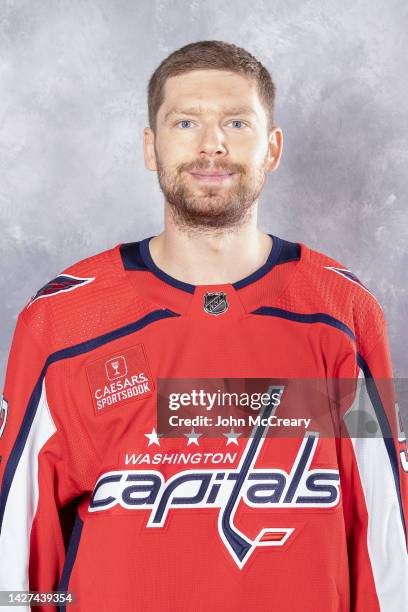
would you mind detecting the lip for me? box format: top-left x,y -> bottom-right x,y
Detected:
189,171 -> 235,182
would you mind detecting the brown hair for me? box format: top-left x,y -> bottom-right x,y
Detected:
147,40 -> 276,133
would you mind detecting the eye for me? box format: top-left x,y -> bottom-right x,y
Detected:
177,119 -> 193,129
229,120 -> 247,129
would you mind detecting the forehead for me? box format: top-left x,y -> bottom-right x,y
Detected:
158,69 -> 264,118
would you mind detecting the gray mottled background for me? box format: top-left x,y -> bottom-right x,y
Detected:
1,0 -> 407,386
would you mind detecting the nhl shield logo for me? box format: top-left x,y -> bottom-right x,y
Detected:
203,291 -> 228,315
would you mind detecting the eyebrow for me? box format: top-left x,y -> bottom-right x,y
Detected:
164,105 -> 257,122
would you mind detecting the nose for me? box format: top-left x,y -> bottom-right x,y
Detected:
198,124 -> 227,157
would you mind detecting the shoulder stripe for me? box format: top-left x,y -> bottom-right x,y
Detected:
47,308 -> 179,364
251,307 -> 356,343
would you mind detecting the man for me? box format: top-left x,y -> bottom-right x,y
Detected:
0,40 -> 407,611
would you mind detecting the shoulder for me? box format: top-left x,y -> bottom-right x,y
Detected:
292,241 -> 386,356
25,244 -> 119,308
18,243 -> 149,354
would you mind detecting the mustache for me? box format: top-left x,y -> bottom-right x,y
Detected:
180,160 -> 244,174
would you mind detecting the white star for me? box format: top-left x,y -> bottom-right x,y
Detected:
184,427 -> 203,446
144,427 -> 163,447
223,427 -> 242,446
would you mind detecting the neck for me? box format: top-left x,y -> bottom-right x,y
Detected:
148,205 -> 273,286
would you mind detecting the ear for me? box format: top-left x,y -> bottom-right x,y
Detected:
144,127 -> 158,171
266,126 -> 283,171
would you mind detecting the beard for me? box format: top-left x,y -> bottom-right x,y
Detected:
155,154 -> 269,231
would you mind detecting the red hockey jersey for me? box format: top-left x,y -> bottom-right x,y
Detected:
0,233 -> 407,611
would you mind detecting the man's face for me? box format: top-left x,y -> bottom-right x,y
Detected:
144,69 -> 282,230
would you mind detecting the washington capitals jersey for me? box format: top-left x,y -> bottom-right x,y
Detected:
0,233 -> 407,611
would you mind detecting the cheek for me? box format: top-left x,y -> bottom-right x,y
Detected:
230,134 -> 268,161
247,147 -> 270,171
156,139 -> 192,170
156,150 -> 184,173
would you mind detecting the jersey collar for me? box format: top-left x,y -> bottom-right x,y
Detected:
121,234 -> 295,294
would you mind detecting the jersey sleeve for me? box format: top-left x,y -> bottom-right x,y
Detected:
337,321 -> 408,611
0,312 -> 72,610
